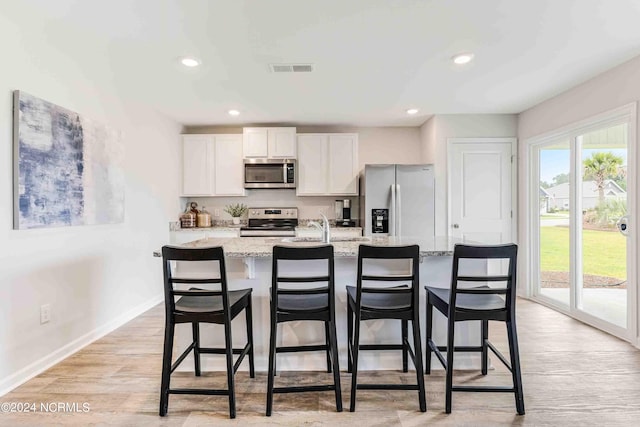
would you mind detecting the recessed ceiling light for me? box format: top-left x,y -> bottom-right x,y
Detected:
180,57 -> 201,67
228,110 -> 240,116
406,108 -> 419,115
452,53 -> 474,65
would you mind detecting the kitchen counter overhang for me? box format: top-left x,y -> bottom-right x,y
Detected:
154,235 -> 459,259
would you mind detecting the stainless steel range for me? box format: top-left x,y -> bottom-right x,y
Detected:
239,207 -> 298,237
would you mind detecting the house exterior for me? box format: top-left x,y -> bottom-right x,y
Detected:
540,187 -> 551,213
545,180 -> 626,211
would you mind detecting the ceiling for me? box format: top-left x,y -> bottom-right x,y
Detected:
6,0 -> 640,126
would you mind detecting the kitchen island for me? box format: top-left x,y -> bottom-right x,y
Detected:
156,236 -> 485,372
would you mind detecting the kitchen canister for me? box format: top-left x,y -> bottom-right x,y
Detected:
179,202 -> 198,228
197,206 -> 212,228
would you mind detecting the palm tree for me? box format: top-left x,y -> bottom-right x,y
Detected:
583,152 -> 624,204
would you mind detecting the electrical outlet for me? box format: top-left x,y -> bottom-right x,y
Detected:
40,304 -> 51,324
214,209 -> 220,217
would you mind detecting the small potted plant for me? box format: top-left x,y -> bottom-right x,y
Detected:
224,203 -> 248,225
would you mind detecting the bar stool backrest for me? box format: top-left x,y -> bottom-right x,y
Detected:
450,243 -> 518,316
355,244 -> 420,310
161,245 -> 231,317
271,245 -> 335,309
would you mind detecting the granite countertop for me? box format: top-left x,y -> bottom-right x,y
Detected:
172,225 -> 362,232
154,236 -> 460,258
173,226 -> 242,232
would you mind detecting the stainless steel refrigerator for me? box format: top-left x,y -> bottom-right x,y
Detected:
360,164 -> 435,238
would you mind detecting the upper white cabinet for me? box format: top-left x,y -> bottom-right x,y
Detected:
183,135 -> 213,196
297,134 -> 329,194
297,133 -> 359,196
328,134 -> 359,194
213,135 -> 245,195
243,127 -> 296,159
182,134 -> 245,197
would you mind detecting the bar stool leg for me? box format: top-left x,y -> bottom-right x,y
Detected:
329,316 -> 343,412
266,319 -> 277,416
347,303 -> 353,373
401,319 -> 408,373
481,320 -> 489,376
507,319 -> 525,415
159,321 -> 175,416
192,322 -> 201,376
223,318 -> 236,419
246,298 -> 255,378
349,312 -> 361,412
425,294 -> 433,375
445,317 -> 455,414
411,317 -> 427,412
325,321 -> 332,373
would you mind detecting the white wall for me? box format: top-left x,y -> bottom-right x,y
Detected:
420,114 -> 518,235
185,126 -> 422,220
0,6 -> 182,393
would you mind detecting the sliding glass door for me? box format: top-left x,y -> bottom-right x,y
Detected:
577,124 -> 628,328
536,139 -> 571,308
530,106 -> 636,341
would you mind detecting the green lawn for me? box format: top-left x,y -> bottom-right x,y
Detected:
540,226 -> 626,279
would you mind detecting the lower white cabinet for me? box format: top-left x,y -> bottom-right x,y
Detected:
297,133 -> 358,196
182,134 -> 244,196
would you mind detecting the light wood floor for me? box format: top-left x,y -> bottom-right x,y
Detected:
2,298 -> 640,426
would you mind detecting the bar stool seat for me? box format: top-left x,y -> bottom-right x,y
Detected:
276,289 -> 329,312
175,288 -> 251,314
427,286 -> 506,312
346,285 -> 411,311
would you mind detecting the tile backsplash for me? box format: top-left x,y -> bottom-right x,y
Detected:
181,189 -> 359,221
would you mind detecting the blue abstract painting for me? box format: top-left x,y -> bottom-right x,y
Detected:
13,91 -> 124,229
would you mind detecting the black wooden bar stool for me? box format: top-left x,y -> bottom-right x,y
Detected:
266,245 -> 342,416
425,243 -> 524,415
159,246 -> 255,419
347,244 -> 426,412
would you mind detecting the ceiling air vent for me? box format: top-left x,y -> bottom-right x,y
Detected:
270,63 -> 314,73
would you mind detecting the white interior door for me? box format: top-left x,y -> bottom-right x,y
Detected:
449,138 -> 515,244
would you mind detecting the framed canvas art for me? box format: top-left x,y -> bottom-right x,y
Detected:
13,91 -> 124,229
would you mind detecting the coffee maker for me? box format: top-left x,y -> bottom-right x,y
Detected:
335,199 -> 356,227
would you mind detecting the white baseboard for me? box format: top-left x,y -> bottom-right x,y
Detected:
0,294 -> 163,396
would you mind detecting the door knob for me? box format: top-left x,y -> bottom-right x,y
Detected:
451,224 -> 459,229
617,215 -> 629,237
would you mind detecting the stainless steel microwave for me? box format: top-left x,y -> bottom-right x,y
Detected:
244,158 -> 296,189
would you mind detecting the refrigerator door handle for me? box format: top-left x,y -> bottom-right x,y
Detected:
396,184 -> 401,237
390,184 -> 396,236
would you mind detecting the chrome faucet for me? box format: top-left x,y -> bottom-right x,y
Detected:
308,213 -> 331,243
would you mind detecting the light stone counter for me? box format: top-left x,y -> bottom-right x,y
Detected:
155,235 -> 458,258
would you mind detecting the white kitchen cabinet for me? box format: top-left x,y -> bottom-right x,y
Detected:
182,134 -> 245,196
214,135 -> 245,195
183,135 -> 213,195
297,134 -> 328,195
243,128 -> 269,157
296,133 -> 358,196
243,127 -> 296,159
328,134 -> 358,194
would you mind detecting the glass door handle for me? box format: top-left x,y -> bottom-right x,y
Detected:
617,215 -> 629,237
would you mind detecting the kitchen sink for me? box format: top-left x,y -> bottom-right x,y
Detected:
281,236 -> 371,243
